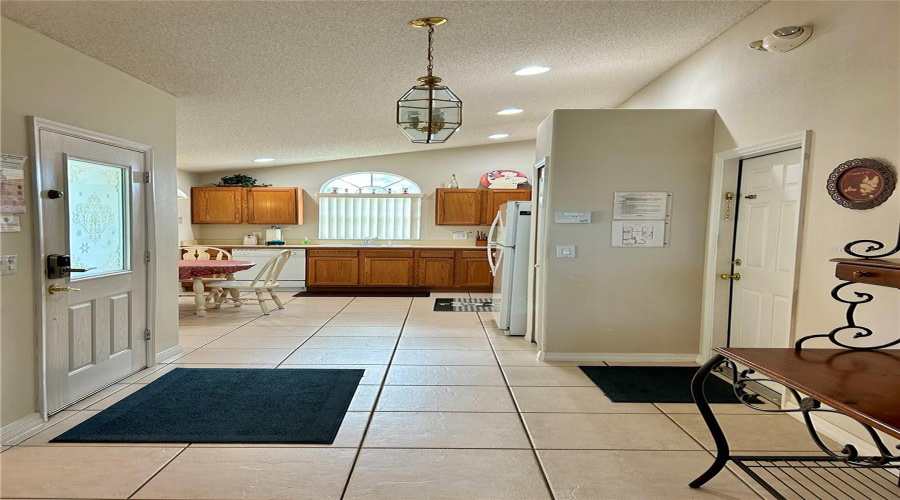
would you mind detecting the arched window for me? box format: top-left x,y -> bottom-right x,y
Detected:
318,172 -> 422,240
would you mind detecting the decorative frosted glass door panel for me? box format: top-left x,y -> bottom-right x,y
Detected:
66,157 -> 131,279
36,124 -> 147,417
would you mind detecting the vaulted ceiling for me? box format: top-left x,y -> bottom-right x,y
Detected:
2,1 -> 765,171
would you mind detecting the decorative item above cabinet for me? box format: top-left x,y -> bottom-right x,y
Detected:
191,186 -> 303,225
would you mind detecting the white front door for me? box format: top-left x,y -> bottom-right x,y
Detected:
36,125 -> 148,414
729,148 -> 803,348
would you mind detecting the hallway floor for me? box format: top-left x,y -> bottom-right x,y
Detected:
2,293 -> 831,499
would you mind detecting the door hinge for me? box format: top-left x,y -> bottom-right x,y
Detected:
143,172 -> 151,183
144,251 -> 151,263
144,328 -> 151,341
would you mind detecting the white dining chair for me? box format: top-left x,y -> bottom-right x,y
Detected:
207,250 -> 292,315
178,246 -> 233,301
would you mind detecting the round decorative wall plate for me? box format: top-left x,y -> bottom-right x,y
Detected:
480,169 -> 529,189
826,158 -> 895,210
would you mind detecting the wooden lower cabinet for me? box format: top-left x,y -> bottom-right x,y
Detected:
457,250 -> 494,287
417,251 -> 456,287
362,250 -> 415,287
307,250 -> 359,286
307,248 -> 492,290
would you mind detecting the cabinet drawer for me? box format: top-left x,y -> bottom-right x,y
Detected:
419,250 -> 455,258
363,250 -> 414,258
835,263 -> 900,288
460,250 -> 488,259
308,249 -> 358,257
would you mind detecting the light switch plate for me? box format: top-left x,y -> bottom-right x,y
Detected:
556,245 -> 576,258
0,254 -> 16,275
452,231 -> 469,240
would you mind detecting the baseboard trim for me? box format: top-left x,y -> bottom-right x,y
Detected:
0,412 -> 44,445
538,351 -> 699,363
156,344 -> 184,364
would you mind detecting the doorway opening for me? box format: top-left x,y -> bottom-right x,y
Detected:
698,132 -> 811,362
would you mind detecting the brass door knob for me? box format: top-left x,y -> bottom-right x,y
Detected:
720,273 -> 741,281
49,284 -> 81,294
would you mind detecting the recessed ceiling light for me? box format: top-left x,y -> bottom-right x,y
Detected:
253,158 -> 274,163
496,108 -> 524,115
488,133 -> 510,139
514,66 -> 551,76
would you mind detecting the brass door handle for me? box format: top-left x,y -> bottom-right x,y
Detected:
49,284 -> 81,294
720,273 -> 741,281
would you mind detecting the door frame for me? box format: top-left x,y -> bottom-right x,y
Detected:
526,157 -> 549,348
29,117 -> 157,420
697,131 -> 811,363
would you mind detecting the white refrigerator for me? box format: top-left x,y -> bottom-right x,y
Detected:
488,201 -> 532,336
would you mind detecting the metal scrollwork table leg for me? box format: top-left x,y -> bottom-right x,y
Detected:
688,353 -> 730,489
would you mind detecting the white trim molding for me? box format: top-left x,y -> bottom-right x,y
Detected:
698,131 -> 812,363
539,351 -> 699,363
156,345 -> 184,364
0,412 -> 44,445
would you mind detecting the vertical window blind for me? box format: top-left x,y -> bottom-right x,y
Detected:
318,193 -> 423,240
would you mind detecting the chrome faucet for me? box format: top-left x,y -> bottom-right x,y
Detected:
362,236 -> 378,246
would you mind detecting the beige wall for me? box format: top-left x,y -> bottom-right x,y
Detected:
176,169 -> 200,244
536,109 -> 715,356
0,18 -> 179,426
190,141 -> 536,244
620,1 -> 899,349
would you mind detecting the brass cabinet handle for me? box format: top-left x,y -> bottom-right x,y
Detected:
851,271 -> 874,278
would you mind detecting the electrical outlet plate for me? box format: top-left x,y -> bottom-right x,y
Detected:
452,231 -> 469,240
556,245 -> 576,258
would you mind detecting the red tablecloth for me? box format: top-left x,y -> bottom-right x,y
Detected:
178,260 -> 256,280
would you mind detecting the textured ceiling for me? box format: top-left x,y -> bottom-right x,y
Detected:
2,1 -> 764,171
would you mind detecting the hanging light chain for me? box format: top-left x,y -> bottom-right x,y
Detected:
426,24 -> 435,78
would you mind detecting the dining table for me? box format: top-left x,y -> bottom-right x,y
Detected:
178,260 -> 256,317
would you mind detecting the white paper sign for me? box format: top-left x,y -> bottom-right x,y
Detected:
613,191 -> 669,219
0,154 -> 27,214
0,214 -> 21,232
611,220 -> 666,247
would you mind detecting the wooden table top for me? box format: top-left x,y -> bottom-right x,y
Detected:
715,347 -> 900,439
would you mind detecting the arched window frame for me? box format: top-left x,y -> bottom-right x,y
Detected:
317,172 -> 423,240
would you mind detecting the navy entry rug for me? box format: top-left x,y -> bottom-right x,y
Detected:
578,366 -> 752,404
52,368 -> 363,444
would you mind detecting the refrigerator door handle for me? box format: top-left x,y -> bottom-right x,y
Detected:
487,210 -> 502,275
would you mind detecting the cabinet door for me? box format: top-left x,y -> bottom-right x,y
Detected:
436,189 -> 483,225
417,251 -> 456,287
363,251 -> 416,287
308,251 -> 359,286
246,187 -> 302,225
456,251 -> 493,287
191,187 -> 244,224
483,189 -> 532,225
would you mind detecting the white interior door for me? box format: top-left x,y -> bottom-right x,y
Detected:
37,126 -> 148,414
729,148 -> 802,348
526,159 -> 548,345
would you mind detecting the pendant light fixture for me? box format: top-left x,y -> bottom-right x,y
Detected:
396,17 -> 462,144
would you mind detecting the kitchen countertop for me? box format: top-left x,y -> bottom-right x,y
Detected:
225,244 -> 487,250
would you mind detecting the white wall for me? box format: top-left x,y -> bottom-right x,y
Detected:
620,1 -> 899,349
176,169 -> 200,244
535,109 -> 715,357
190,141 -> 536,243
0,18 -> 179,427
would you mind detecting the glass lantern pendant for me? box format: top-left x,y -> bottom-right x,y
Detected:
397,17 -> 462,144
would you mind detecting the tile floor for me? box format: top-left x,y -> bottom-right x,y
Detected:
0,293 -> 835,499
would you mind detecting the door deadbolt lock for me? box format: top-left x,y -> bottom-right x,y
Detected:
49,284 -> 81,294
744,194 -> 758,199
720,273 -> 741,281
732,259 -> 743,266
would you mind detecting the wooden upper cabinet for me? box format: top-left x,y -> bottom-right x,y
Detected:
483,189 -> 532,224
190,186 -> 303,225
191,187 -> 244,224
435,188 -> 532,226
435,189 -> 483,225
246,187 -> 303,225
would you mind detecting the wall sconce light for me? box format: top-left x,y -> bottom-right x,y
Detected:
749,26 -> 812,53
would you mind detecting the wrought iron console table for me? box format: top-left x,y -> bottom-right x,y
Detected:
690,230 -> 900,499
